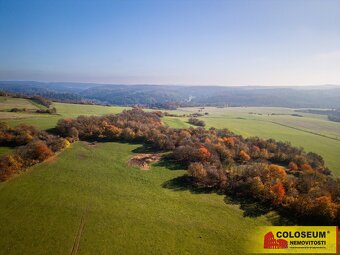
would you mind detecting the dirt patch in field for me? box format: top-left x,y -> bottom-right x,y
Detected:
77,152 -> 88,160
128,154 -> 161,170
82,141 -> 97,148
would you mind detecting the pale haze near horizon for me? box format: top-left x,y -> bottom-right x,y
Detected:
0,0 -> 340,86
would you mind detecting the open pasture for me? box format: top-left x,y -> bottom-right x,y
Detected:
0,142 -> 271,255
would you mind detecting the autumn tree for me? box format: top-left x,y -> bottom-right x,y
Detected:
271,182 -> 285,205
301,163 -> 313,172
223,137 -> 236,147
239,150 -> 250,162
28,141 -> 54,162
199,146 -> 211,160
188,162 -> 207,181
0,154 -> 23,181
268,164 -> 287,180
311,196 -> 338,224
288,161 -> 298,171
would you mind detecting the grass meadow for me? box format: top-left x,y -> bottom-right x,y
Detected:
0,142 -> 271,255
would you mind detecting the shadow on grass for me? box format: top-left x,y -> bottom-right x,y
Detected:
76,137 -> 159,151
162,175 -> 221,194
162,174 -> 298,226
224,196 -> 273,218
45,127 -> 59,134
223,196 -> 297,225
131,144 -> 159,153
154,154 -> 186,171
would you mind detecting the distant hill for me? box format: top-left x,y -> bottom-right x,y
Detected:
1,81 -> 340,109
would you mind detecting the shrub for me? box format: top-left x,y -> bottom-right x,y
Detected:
188,117 -> 205,127
0,154 -> 23,181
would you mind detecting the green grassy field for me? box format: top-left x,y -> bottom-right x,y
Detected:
0,96 -> 41,111
1,98 -> 130,130
0,142 -> 271,255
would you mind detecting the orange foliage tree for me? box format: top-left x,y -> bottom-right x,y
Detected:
30,141 -> 54,162
288,161 -> 298,171
199,146 -> 211,160
239,150 -> 251,161
301,163 -> 313,172
269,164 -> 287,179
313,196 -> 338,222
271,182 -> 285,204
223,137 -> 236,146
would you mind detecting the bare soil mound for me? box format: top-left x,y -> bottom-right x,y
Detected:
128,154 -> 161,170
82,141 -> 97,148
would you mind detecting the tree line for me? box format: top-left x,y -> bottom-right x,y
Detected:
0,123 -> 70,181
56,109 -> 339,225
296,109 -> 340,123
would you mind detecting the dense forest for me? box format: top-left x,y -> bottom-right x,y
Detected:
1,81 -> 340,109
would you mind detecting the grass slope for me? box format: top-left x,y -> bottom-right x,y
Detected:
0,142 -> 271,255
0,96 -> 40,111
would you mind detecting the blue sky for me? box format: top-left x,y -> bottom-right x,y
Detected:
0,0 -> 340,85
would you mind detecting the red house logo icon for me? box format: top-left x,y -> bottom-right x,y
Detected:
264,232 -> 288,249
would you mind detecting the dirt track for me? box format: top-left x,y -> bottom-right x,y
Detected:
70,206 -> 90,255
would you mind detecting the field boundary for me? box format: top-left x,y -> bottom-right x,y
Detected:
28,99 -> 46,110
205,116 -> 340,141
269,121 -> 340,142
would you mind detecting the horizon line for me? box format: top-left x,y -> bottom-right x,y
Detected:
1,80 -> 340,88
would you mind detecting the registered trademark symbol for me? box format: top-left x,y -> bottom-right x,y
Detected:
327,231 -> 330,234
